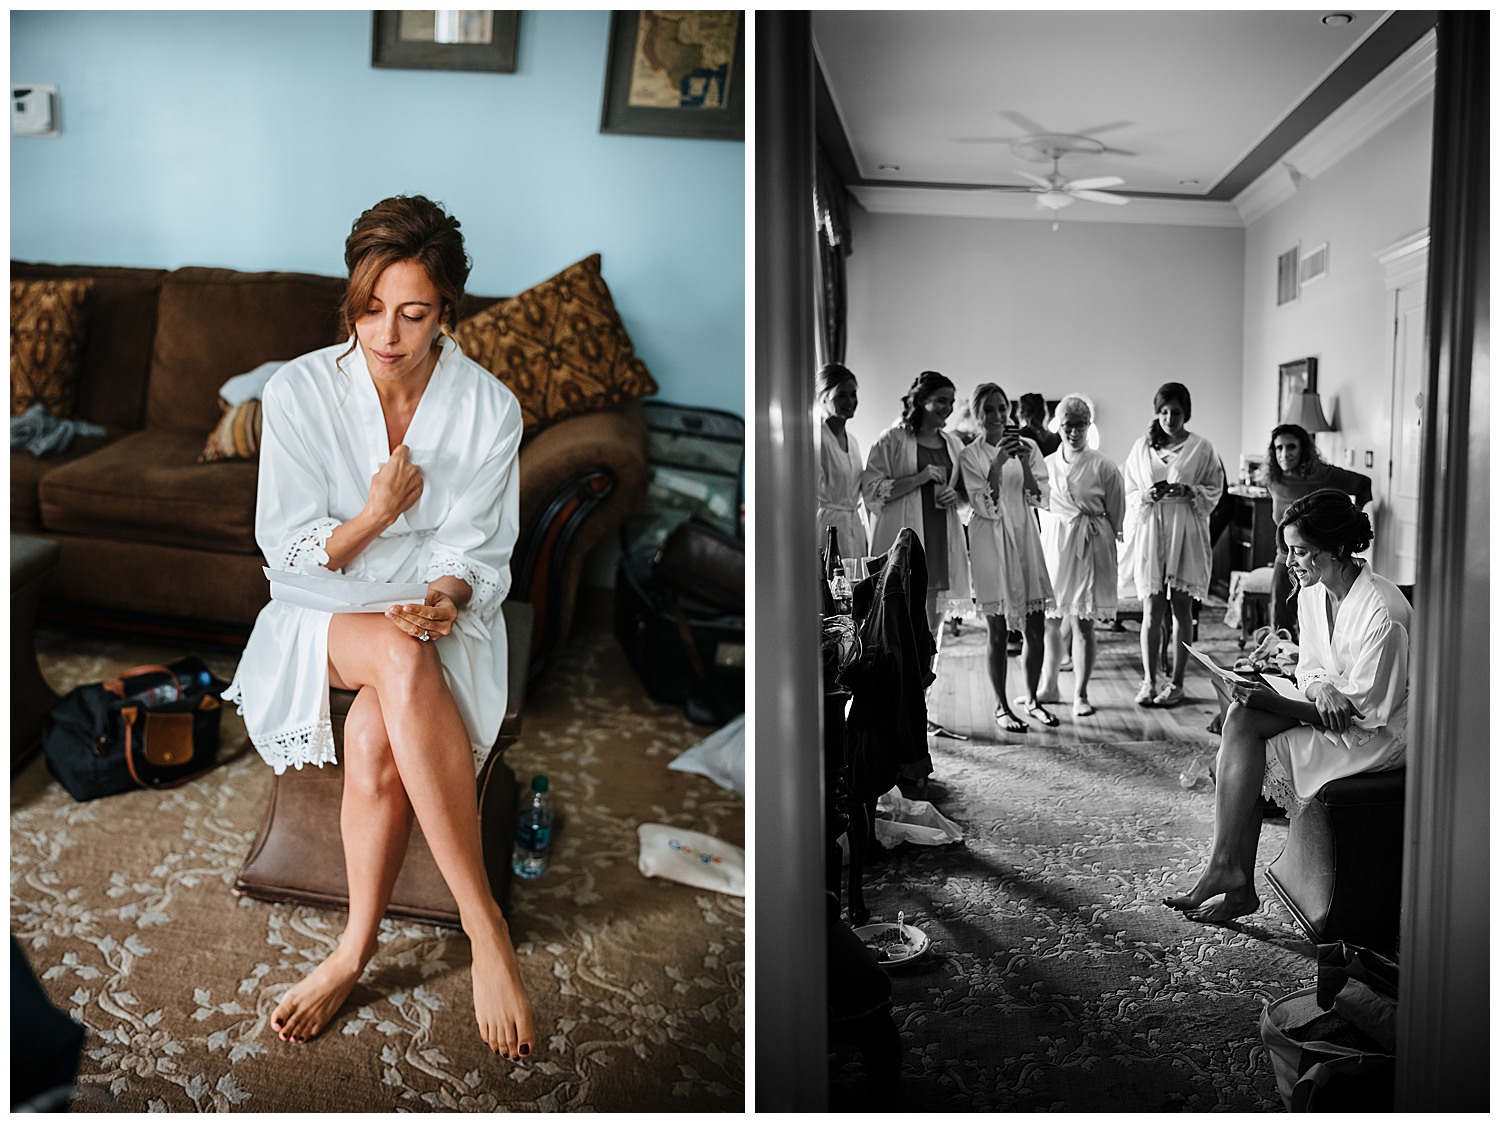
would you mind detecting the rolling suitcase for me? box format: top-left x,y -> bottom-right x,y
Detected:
615,402 -> 745,725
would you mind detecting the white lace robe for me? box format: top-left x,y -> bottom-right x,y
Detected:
1263,565 -> 1412,812
1120,431 -> 1222,601
223,335 -> 522,774
860,424 -> 971,604
1040,447 -> 1126,620
816,419 -> 869,560
958,436 -> 1054,619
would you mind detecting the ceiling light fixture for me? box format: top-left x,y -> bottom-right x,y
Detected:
878,163 -> 901,171
1321,13 -> 1354,26
1179,179 -> 1200,186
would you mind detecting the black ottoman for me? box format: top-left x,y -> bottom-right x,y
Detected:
1265,768 -> 1406,957
11,534 -> 62,773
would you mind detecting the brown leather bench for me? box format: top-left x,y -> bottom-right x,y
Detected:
1264,767 -> 1406,957
234,600 -> 533,928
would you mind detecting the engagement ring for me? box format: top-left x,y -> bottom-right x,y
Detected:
420,630 -> 431,642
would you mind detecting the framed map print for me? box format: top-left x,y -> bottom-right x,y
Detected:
600,11 -> 744,140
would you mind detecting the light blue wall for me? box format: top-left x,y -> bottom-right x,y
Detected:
10,9 -> 745,416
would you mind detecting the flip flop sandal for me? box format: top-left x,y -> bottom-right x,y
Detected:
1014,696 -> 1060,727
926,719 -> 969,741
1072,699 -> 1096,718
995,707 -> 1028,734
1134,680 -> 1158,706
1153,684 -> 1186,708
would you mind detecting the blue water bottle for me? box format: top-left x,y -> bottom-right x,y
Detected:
511,775 -> 553,879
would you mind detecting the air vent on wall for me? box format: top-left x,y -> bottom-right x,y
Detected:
1276,246 -> 1300,306
1300,242 -> 1329,286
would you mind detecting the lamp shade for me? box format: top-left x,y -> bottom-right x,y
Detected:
1282,390 -> 1334,432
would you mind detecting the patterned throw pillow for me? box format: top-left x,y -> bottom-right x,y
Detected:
453,254 -> 658,435
198,398 -> 263,463
11,278 -> 94,417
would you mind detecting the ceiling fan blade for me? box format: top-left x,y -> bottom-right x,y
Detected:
1097,144 -> 1139,158
1072,189 -> 1129,205
1066,175 -> 1124,191
1017,171 -> 1053,189
1000,110 -> 1050,136
1075,120 -> 1132,138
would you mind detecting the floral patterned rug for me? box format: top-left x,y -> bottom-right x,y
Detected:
842,735 -> 1317,1111
12,627 -> 744,1112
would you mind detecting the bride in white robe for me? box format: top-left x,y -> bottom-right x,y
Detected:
1167,489 -> 1407,925
221,195 -> 533,1060
224,332 -> 520,775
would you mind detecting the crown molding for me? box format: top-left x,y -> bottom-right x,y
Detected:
847,185 -> 1244,229
1234,30 -> 1437,226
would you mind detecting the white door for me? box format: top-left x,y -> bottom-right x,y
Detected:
1376,231 -> 1428,586
1386,280 -> 1426,586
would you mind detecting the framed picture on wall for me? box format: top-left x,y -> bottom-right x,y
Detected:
1278,357 -> 1318,424
600,11 -> 744,140
371,11 -> 520,73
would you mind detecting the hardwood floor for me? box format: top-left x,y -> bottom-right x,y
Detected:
926,603 -> 1241,748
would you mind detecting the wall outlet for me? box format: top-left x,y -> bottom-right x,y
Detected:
12,84 -> 58,137
1365,450 -> 1375,468
1345,449 -> 1355,466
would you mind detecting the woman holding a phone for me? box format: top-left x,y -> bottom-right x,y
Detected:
862,370 -> 971,634
1120,382 -> 1223,707
958,383 -> 1056,732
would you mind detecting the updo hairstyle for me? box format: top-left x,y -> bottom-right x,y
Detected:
900,370 -> 956,432
340,195 -> 470,343
816,362 -> 857,402
1276,488 -> 1374,558
1147,382 -> 1192,449
1017,392 -> 1047,427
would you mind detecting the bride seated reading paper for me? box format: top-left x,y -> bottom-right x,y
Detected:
1165,488 -> 1411,924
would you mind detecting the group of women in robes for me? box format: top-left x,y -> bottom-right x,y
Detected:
817,363 -> 1412,930
817,366 -> 1143,730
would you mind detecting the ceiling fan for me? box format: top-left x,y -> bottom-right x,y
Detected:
1002,134 -> 1129,212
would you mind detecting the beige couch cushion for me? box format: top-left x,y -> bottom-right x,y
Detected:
38,428 -> 260,553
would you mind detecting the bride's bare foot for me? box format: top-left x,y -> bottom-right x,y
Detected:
1186,887 -> 1261,924
1163,862 -> 1245,912
468,914 -> 536,1060
271,944 -> 367,1043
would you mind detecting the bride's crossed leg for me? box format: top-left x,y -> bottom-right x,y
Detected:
1164,700 -> 1298,924
270,612 -> 535,1058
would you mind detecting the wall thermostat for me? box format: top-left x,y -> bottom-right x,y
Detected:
12,84 -> 58,137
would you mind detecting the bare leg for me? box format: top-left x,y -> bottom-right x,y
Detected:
272,689 -> 412,1043
1039,616 -> 1065,702
985,614 -> 1020,727
1140,593 -> 1168,688
326,613 -> 536,1058
1072,618 -> 1097,707
1167,588 -> 1194,689
1165,701 -> 1297,922
1019,611 -> 1046,705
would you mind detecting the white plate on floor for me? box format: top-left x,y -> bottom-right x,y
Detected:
854,922 -> 931,967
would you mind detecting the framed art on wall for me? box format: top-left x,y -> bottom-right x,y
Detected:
600,11 -> 744,140
1278,357 -> 1318,424
371,11 -> 520,73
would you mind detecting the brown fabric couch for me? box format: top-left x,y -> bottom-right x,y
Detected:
11,261 -> 649,678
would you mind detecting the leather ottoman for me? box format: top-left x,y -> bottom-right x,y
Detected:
235,600 -> 533,928
1265,767 -> 1406,957
12,534 -> 62,773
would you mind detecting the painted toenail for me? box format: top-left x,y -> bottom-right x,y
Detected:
520,1044 -> 530,1056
